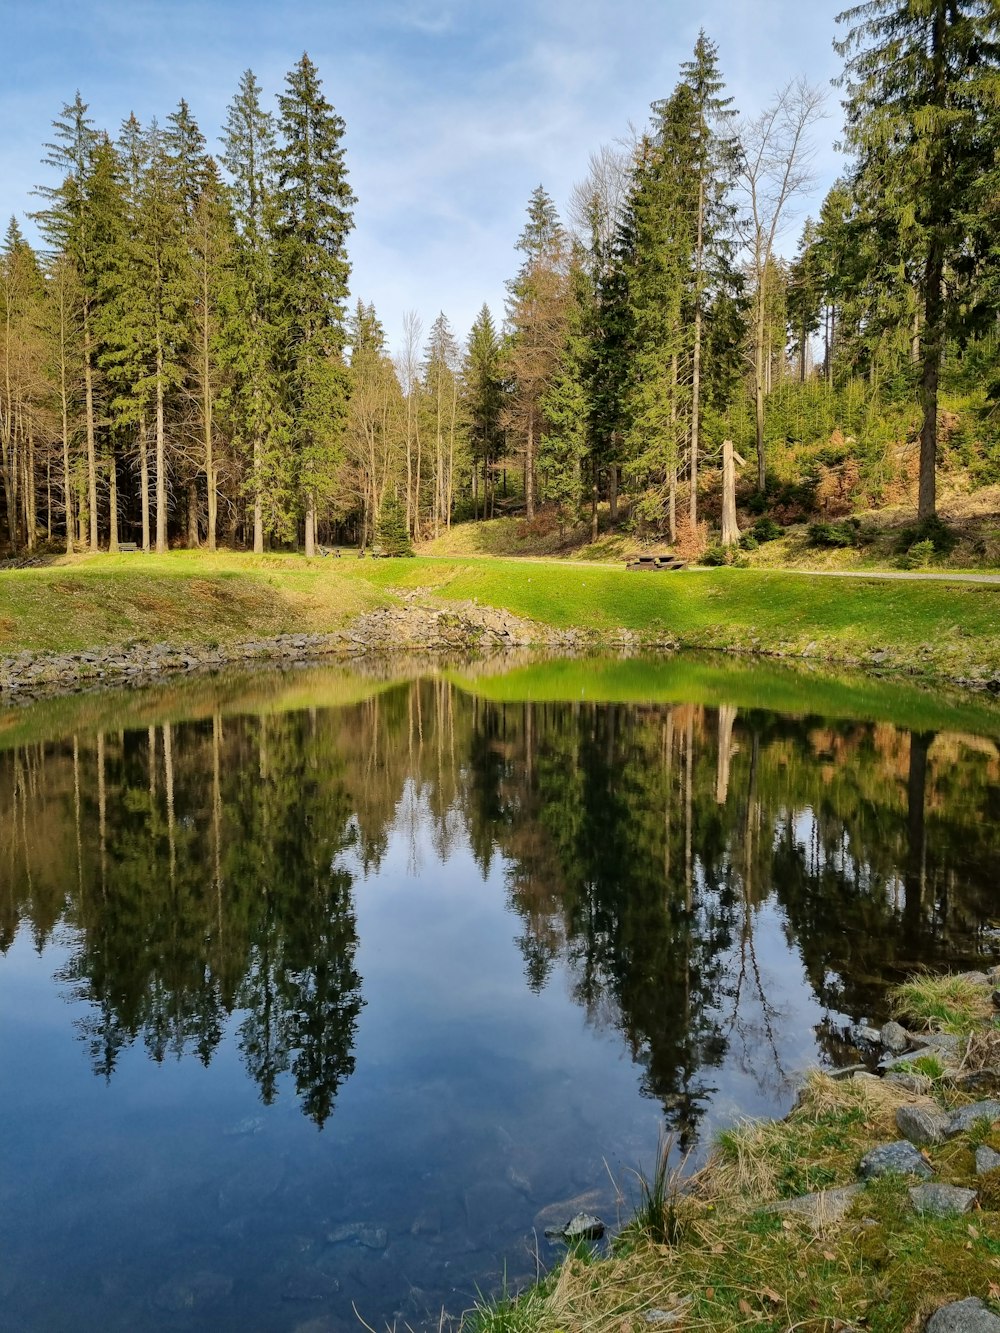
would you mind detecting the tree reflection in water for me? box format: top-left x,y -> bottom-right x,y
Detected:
1,674 -> 997,1136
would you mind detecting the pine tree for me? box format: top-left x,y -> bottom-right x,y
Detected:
422,312 -> 460,535
505,186 -> 569,520
272,54 -> 355,556
539,248 -> 592,531
221,69 -> 282,552
35,93 -> 102,549
835,0 -> 1000,517
462,304 -> 504,519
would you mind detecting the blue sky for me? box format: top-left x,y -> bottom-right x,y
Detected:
3,0 -> 845,355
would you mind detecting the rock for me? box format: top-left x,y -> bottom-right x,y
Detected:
909,1183 -> 977,1217
644,1303 -> 690,1326
880,1020 -> 911,1055
884,1072 -> 933,1095
223,1116 -> 263,1137
948,1100 -> 1000,1136
850,1022 -> 882,1048
896,1102 -> 951,1147
976,1146 -> 1000,1175
218,1156 -> 285,1213
765,1185 -> 860,1230
543,1212 -> 605,1242
859,1141 -> 933,1180
992,990 -> 1000,1009
916,1033 -> 963,1055
152,1271 -> 233,1312
282,1269 -> 341,1302
926,1299 -> 1000,1333
325,1222 -> 387,1251
956,971 -> 990,986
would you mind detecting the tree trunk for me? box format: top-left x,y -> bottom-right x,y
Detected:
609,463 -> 618,525
754,290 -> 767,492
83,309 -> 99,551
108,449 -> 119,552
59,305 -> 73,553
139,418 -> 150,552
203,313 -> 217,551
155,349 -> 167,554
721,439 -> 741,546
304,490 -> 316,557
525,407 -> 535,520
187,479 -> 199,547
918,238 -> 945,521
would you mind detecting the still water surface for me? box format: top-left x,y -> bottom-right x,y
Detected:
1,656 -> 998,1330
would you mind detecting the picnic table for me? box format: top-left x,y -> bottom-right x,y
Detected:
625,552 -> 687,571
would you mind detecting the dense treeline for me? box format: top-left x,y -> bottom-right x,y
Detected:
2,3 -> 999,557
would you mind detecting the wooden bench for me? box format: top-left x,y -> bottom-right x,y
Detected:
625,552 -> 687,572
117,542 -> 139,553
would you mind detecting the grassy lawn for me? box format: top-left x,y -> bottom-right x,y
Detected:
1,551 -> 998,681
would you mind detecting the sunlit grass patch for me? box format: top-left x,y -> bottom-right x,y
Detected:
890,973 -> 994,1034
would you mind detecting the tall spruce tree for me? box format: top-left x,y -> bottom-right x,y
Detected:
272,54 -> 355,556
221,69 -> 282,552
462,304 -> 504,519
35,94 -> 101,549
505,186 -> 569,520
835,0 -> 1000,518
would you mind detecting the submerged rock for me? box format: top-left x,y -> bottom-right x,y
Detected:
282,1268 -> 341,1302
859,1141 -> 933,1180
325,1222 -> 387,1251
152,1271 -> 233,1312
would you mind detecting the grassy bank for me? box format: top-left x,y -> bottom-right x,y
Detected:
1,551 -> 999,683
468,974 -> 1000,1333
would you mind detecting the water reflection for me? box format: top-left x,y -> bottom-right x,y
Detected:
2,673 -> 997,1135
1,665 -> 999,1327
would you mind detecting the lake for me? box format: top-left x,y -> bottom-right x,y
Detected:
1,654 -> 998,1330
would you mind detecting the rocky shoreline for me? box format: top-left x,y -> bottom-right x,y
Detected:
0,598 -> 632,703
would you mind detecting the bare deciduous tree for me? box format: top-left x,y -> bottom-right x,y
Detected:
737,79 -> 825,491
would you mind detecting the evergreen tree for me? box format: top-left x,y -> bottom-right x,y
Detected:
504,186 -> 569,520
835,0 -> 1000,518
462,304 -> 504,519
35,93 -> 101,549
272,53 -> 355,555
539,248 -> 592,530
221,68 -> 283,551
422,311 -> 461,535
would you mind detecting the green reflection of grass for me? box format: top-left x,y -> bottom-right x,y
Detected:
446,654 -> 1000,738
2,649 -> 1000,754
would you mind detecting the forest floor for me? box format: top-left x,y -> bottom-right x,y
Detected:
419,482 -> 1000,572
0,550 -> 998,690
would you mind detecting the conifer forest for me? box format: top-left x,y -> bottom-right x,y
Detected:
3,4 -> 1000,561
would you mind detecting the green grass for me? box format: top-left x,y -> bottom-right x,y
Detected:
2,552 -> 999,687
890,973 -> 995,1035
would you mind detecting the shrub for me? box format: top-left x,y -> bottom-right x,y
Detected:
738,532 -> 759,552
895,514 -> 958,555
808,519 -> 861,548
899,539 -> 936,570
750,516 -> 784,543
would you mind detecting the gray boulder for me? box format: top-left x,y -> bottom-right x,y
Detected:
949,1100 -> 1000,1136
884,1072 -> 934,1096
976,1146 -> 1000,1175
859,1141 -> 933,1180
909,1183 -> 977,1217
896,1102 -> 952,1147
880,1020 -> 911,1055
925,1297 -> 1000,1332
544,1212 -> 605,1242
